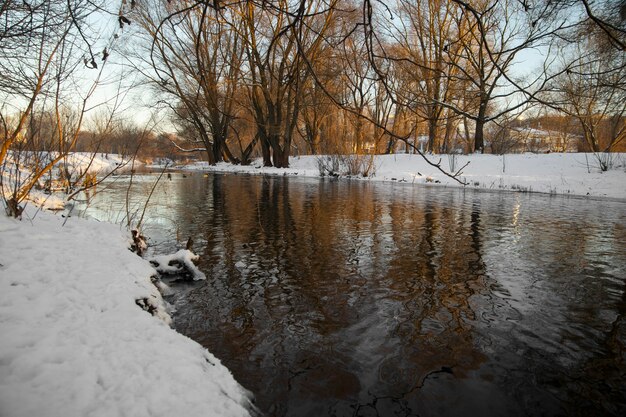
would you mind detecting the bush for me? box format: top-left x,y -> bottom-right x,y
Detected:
316,154 -> 376,177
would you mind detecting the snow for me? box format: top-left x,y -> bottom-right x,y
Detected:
0,207 -> 254,417
27,192 -> 66,211
63,152 -> 130,174
1,152 -> 135,212
179,153 -> 626,200
150,249 -> 207,281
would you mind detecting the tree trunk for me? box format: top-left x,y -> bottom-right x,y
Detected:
281,145 -> 290,168
206,148 -> 216,165
221,141 -> 240,164
260,136 -> 272,167
212,138 -> 223,164
428,119 -> 438,153
271,146 -> 290,168
309,131 -> 319,155
385,137 -> 395,154
241,134 -> 260,165
305,124 -> 318,154
474,118 -> 485,153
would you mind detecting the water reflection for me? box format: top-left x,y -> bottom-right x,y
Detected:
82,174 -> 626,416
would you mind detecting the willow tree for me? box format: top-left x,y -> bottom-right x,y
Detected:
135,1 -> 245,164
392,0 -> 466,153
238,0 -> 337,167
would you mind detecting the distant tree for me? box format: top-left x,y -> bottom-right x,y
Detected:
436,0 -> 565,153
554,38 -> 625,156
391,0 -> 465,153
336,24 -> 375,154
298,33 -> 343,155
536,0 -> 626,165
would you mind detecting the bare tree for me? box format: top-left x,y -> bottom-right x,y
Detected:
435,0 -> 562,152
134,0 -> 246,165
237,0 -> 338,168
299,32 -> 343,155
553,36 -> 626,161
391,0 -> 465,153
1,0 -> 123,217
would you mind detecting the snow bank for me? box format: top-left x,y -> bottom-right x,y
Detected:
1,152 -> 135,213
64,152 -> 130,175
0,208 -> 254,417
180,153 -> 626,200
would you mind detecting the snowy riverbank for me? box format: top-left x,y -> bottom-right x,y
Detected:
180,153 -> 626,200
0,207 -> 254,417
2,152 -> 137,211
1,151 -> 624,417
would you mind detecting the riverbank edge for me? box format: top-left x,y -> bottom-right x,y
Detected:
0,206 -> 255,417
173,153 -> 626,201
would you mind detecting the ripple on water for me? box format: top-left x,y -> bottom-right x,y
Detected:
81,174 -> 626,417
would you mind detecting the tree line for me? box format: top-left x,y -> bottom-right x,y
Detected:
124,0 -> 625,169
1,0 -> 625,181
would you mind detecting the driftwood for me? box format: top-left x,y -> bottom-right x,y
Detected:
149,249 -> 206,281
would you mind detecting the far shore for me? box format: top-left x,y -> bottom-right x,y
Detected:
166,153 -> 626,201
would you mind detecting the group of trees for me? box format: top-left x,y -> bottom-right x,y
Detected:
554,19 -> 626,154
126,0 -> 625,168
1,0 -> 625,203
133,0 -> 343,167
74,120 -> 196,162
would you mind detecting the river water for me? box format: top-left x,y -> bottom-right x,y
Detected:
81,172 -> 626,417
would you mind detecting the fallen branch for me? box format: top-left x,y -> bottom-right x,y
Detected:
150,249 -> 206,281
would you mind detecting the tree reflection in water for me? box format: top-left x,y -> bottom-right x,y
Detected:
83,173 -> 626,417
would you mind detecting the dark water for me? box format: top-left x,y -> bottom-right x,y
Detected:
82,173 -> 626,417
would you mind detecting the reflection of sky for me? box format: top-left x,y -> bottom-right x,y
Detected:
76,174 -> 187,253
480,194 -> 626,370
511,196 -> 522,240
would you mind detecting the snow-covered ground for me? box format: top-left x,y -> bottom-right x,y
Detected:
180,153 -> 626,200
64,152 -> 131,173
1,152 -> 136,211
0,207 -> 255,417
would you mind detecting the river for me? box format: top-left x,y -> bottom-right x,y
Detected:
80,172 -> 626,417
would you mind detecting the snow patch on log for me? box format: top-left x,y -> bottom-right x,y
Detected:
150,249 -> 207,281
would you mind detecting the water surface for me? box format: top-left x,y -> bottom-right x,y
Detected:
82,173 -> 626,416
